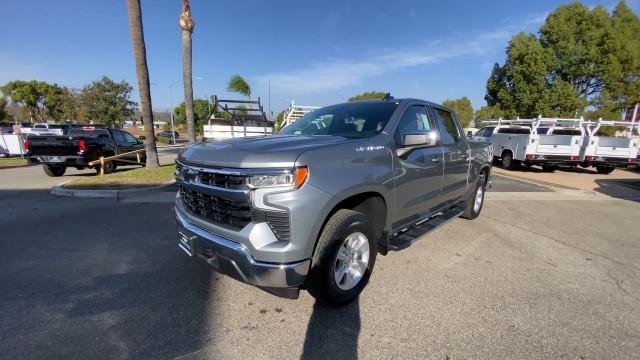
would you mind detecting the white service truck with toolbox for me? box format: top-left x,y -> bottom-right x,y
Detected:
477,118 -> 585,172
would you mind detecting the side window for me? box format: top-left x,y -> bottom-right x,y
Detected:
123,132 -> 138,143
433,108 -> 460,146
112,130 -> 126,144
395,106 -> 432,144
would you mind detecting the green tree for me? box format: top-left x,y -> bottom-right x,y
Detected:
485,1 -> 640,119
475,105 -> 507,121
0,80 -> 66,122
534,79 -> 587,117
540,3 -> 611,100
348,91 -> 387,101
174,98 -> 215,133
80,77 -> 136,127
275,110 -> 286,130
126,0 -> 159,168
227,75 -> 251,100
602,1 -> 640,111
180,0 -> 196,144
0,98 -> 9,121
58,88 -> 81,121
442,97 -> 474,128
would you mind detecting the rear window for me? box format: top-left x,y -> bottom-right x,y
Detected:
550,129 -> 581,136
497,127 -> 530,134
68,129 -> 110,139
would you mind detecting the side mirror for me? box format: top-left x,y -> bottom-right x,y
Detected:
401,131 -> 438,147
467,130 -> 473,137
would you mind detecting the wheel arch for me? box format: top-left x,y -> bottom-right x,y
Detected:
312,191 -> 389,259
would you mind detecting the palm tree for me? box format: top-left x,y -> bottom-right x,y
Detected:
180,0 -> 196,144
126,0 -> 159,168
227,75 -> 252,106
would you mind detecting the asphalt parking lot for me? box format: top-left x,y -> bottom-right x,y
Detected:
1,168 -> 639,359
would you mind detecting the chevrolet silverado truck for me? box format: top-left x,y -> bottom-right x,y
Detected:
175,97 -> 493,306
25,127 -> 145,176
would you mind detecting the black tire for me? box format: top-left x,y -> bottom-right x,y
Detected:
306,209 -> 377,307
95,160 -> 115,175
596,165 -> 615,175
43,164 -> 66,177
541,165 -> 557,172
501,151 -> 518,170
461,170 -> 487,220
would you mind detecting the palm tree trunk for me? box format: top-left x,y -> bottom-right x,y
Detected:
126,0 -> 159,168
182,29 -> 196,143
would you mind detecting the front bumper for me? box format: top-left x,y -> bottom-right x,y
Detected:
175,207 -> 310,299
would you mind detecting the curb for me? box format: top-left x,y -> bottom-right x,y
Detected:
51,180 -> 175,199
0,164 -> 35,170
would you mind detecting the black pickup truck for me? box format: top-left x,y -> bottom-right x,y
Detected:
25,127 -> 145,177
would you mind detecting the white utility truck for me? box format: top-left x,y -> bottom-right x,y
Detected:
581,119 -> 639,174
477,117 -> 585,172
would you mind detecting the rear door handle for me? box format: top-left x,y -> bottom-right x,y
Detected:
431,157 -> 440,163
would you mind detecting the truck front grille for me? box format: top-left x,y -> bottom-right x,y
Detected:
198,172 -> 247,189
179,185 -> 251,230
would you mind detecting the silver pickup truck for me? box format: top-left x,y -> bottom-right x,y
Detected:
175,98 -> 493,306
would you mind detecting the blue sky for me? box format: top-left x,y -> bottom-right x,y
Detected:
2,0 -> 639,116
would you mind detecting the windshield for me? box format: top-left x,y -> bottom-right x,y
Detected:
280,101 -> 398,138
68,129 -> 110,138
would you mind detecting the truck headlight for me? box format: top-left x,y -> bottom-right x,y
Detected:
247,166 -> 308,189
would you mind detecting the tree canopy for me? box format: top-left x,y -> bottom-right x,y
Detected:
484,1 -> 639,119
173,98 -> 217,133
80,77 -> 136,127
1,77 -> 136,125
442,97 -> 474,128
226,75 -> 251,98
0,98 -> 9,121
348,91 -> 387,102
0,80 -> 68,122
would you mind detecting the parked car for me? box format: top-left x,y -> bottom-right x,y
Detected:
158,130 -> 180,141
24,127 -> 145,176
174,97 -> 493,306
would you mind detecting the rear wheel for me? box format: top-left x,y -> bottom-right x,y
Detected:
461,170 -> 487,220
95,160 -> 115,175
306,209 -> 376,307
596,165 -> 615,174
501,151 -> 518,170
541,165 -> 557,172
43,164 -> 66,177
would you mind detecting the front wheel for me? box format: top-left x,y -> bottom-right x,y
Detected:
306,209 -> 376,307
43,164 -> 66,177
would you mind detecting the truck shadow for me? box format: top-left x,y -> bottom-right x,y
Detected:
301,299 -> 360,360
0,190 -> 216,359
594,178 -> 640,203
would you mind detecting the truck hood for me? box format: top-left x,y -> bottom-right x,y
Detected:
178,135 -> 355,168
